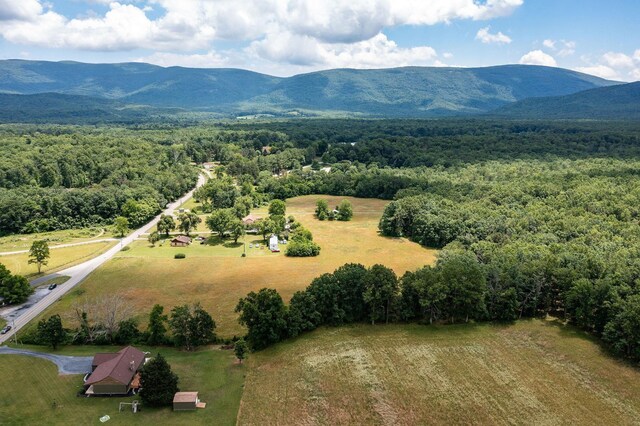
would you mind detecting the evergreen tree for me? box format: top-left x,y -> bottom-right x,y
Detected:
147,304 -> 168,346
139,353 -> 179,407
37,314 -> 65,349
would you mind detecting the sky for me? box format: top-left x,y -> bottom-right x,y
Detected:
0,0 -> 639,81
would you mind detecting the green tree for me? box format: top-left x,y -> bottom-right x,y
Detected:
113,216 -> 129,238
336,200 -> 353,221
230,219 -> 245,244
234,338 -> 248,364
148,231 -> 160,247
363,264 -> 398,325
169,304 -> 216,351
28,240 -> 50,274
37,314 -> 65,349
439,252 -> 487,323
114,318 -> 140,345
268,199 -> 286,217
157,214 -> 176,237
177,211 -> 201,236
139,353 -> 179,407
147,304 -> 168,346
235,288 -> 288,350
603,295 -> 640,359
257,218 -> 277,242
315,200 -> 329,220
206,208 -> 235,239
0,264 -> 34,304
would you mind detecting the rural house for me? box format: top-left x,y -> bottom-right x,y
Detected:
242,214 -> 262,226
85,346 -> 146,396
170,235 -> 192,247
173,391 -> 205,411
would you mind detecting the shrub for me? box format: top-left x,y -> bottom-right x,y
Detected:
120,246 -> 130,252
286,240 -> 321,257
174,253 -> 186,259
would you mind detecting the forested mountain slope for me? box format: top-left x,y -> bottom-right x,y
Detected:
492,81 -> 640,119
0,60 -> 617,117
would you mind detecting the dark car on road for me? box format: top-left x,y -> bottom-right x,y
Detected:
1,325 -> 11,334
48,283 -> 57,290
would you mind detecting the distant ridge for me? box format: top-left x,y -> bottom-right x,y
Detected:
491,81 -> 640,120
0,60 -> 619,119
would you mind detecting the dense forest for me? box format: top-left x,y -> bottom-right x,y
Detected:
3,118 -> 640,362
0,126 -> 197,234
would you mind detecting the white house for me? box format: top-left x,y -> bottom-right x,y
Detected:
269,234 -> 279,252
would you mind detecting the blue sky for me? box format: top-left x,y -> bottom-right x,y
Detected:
0,0 -> 638,80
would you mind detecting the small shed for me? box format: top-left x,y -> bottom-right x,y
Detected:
269,234 -> 279,252
171,235 -> 192,247
173,392 -> 200,411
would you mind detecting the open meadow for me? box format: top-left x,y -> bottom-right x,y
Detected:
0,345 -> 244,426
0,240 -> 118,277
26,196 -> 436,337
238,319 -> 640,426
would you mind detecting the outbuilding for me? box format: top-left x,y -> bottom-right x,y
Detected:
170,235 -> 192,247
269,234 -> 279,252
173,392 -> 202,411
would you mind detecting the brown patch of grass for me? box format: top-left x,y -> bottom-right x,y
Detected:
238,320 -> 640,425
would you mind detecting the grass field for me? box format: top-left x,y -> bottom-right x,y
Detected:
0,345 -> 244,425
0,227 -> 113,253
238,319 -> 640,425
0,240 -> 117,277
27,196 -> 435,337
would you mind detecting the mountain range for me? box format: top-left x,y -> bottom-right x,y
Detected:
0,59 -> 636,121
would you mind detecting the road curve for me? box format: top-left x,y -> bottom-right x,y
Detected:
0,173 -> 206,344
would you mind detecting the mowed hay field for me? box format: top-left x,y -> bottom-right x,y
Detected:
31,196 -> 435,337
238,320 -> 640,426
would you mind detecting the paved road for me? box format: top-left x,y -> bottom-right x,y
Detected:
0,347 -> 92,375
0,238 -> 117,257
0,173 -> 206,345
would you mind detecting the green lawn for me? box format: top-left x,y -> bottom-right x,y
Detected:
0,345 -> 244,425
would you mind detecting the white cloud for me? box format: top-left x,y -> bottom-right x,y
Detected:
0,0 -> 43,21
248,32 -> 437,69
602,52 -> 634,69
443,52 -> 454,59
634,49 -> 640,62
0,0 -> 525,74
542,39 -> 575,57
575,65 -> 619,80
542,39 -> 555,49
476,26 -> 511,44
519,50 -> 557,67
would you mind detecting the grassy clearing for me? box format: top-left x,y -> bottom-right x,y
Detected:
29,196 -> 435,337
0,241 -> 117,277
0,227 -> 112,253
0,345 -> 244,425
37,276 -> 71,288
238,319 -> 640,425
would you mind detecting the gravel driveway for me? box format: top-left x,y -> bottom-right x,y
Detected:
0,346 -> 92,375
